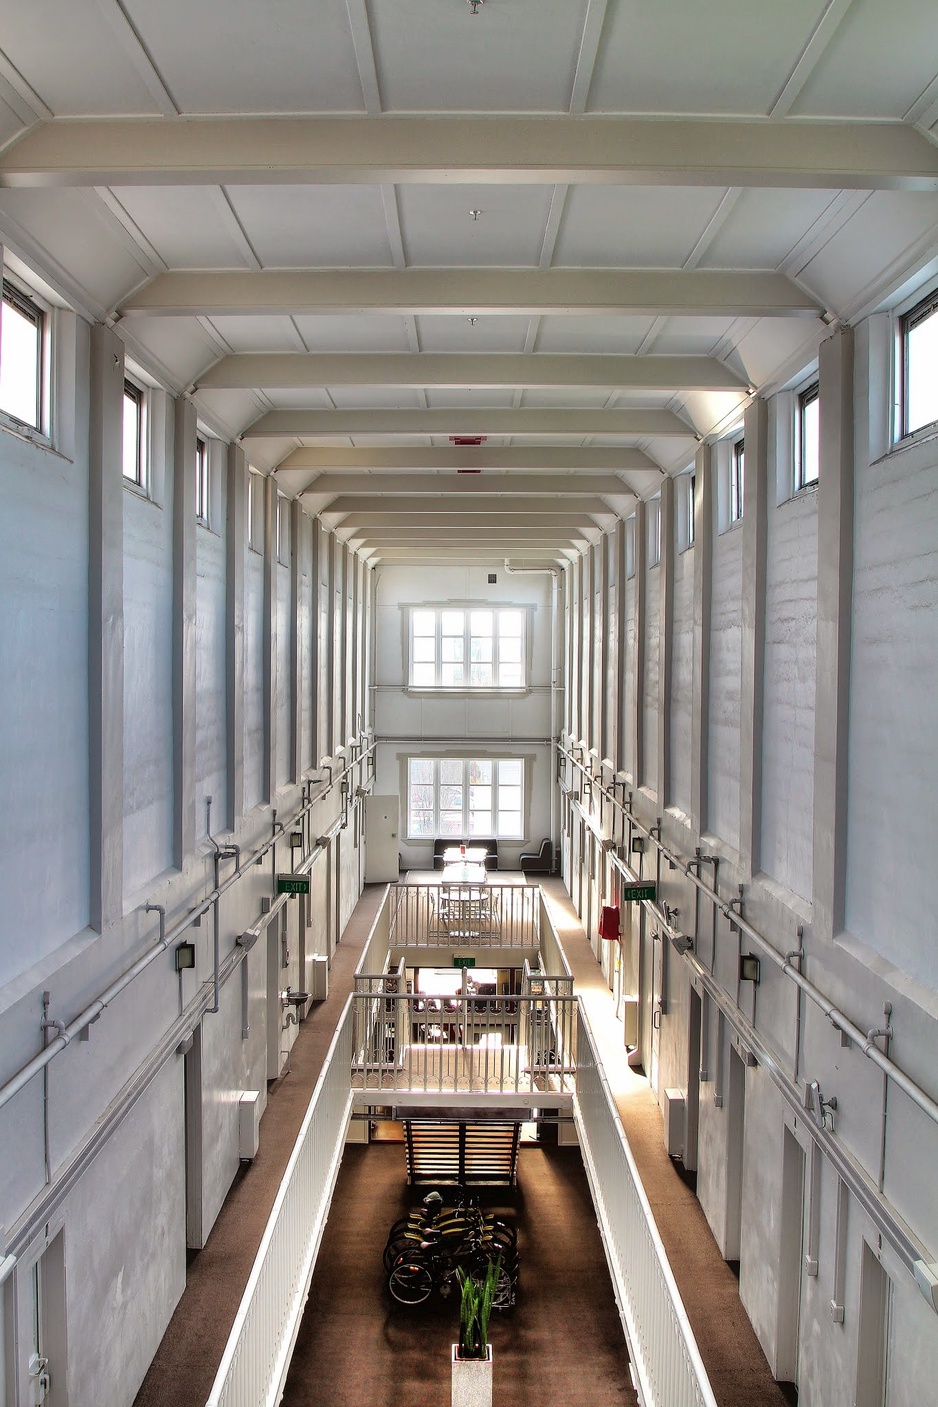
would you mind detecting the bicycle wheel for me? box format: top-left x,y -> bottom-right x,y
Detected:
388,1260 -> 434,1305
492,1262 -> 515,1309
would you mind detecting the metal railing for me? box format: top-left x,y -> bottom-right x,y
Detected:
387,882 -> 539,948
206,1000 -> 356,1407
575,1007 -> 718,1407
350,991 -> 577,1098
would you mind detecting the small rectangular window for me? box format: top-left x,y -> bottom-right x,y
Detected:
122,379 -> 145,487
730,440 -> 744,523
797,384 -> 820,490
901,290 -> 938,438
247,470 -> 262,552
625,515 -> 636,579
276,493 -> 290,564
647,496 -> 661,568
195,437 -> 209,524
687,473 -> 696,546
0,279 -> 44,431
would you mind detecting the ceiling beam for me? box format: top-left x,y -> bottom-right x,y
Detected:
275,446 -> 656,472
352,531 -> 588,545
120,268 -> 821,318
285,471 -> 644,497
243,407 -> 692,438
334,513 -> 602,531
5,116 -> 937,191
321,494 -> 610,516
199,352 -> 746,391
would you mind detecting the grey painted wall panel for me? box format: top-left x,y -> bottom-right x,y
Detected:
195,483 -> 228,839
243,544 -> 265,811
707,520 -> 742,850
642,562 -> 659,793
670,543 -> 694,815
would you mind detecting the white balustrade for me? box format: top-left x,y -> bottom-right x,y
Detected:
205,1000 -> 356,1407
574,1008 -> 718,1407
388,883 -> 539,949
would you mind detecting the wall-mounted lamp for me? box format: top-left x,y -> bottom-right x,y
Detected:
670,933 -> 694,956
805,1079 -> 837,1131
175,942 -> 196,972
290,830 -> 303,849
739,954 -> 761,983
630,836 -> 644,854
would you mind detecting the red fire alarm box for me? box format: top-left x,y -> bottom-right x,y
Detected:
598,905 -> 620,941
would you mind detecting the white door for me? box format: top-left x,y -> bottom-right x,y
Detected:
365,795 -> 399,882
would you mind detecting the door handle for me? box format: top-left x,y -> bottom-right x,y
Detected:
652,1007 -> 661,1030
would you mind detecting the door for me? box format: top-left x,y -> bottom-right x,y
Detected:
684,987 -> 702,1173
724,1045 -> 747,1262
776,1126 -> 806,1385
184,1026 -> 204,1249
364,796 -> 399,882
649,925 -> 664,1091
15,1233 -> 66,1407
856,1242 -> 892,1407
267,913 -> 285,1079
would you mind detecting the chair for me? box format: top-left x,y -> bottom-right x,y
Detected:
519,839 -> 553,874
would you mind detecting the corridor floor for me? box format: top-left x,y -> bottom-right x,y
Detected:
281,1140 -> 636,1407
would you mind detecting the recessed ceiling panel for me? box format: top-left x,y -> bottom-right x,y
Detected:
227,186 -> 394,268
699,188 -> 842,271
535,314 -> 656,354
292,314 -> 414,352
791,0 -> 938,118
398,186 -> 555,267
796,192 -> 938,317
369,0 -> 587,112
124,0 -> 364,113
207,316 -> 305,353
328,387 -> 426,409
265,388 -> 337,410
424,389 -> 518,410
0,189 -> 147,311
107,187 -> 253,269
554,187 -> 729,268
519,388 -> 613,409
728,318 -> 824,392
0,0 -> 165,115
416,316 -> 532,353
678,389 -> 750,439
194,388 -> 268,438
650,317 -> 736,356
123,317 -> 224,389
589,0 -> 828,114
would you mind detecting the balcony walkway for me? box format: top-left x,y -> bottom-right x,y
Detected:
135,876 -> 787,1407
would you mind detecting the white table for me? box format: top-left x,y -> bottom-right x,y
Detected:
441,862 -> 487,886
442,846 -> 489,865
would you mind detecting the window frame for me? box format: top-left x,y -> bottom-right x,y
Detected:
195,436 -> 210,525
121,377 -> 147,492
796,382 -> 820,492
899,287 -> 938,441
729,439 -> 745,524
247,469 -> 263,553
276,491 -> 290,565
677,469 -> 696,552
647,495 -> 661,568
406,756 -> 526,841
407,604 -> 529,692
0,276 -> 48,438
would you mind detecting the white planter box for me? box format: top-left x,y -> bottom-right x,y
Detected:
451,1344 -> 493,1407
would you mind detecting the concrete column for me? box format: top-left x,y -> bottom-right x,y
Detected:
226,444 -> 246,827
657,476 -> 674,806
631,501 -> 646,785
351,551 -> 361,738
289,499 -> 304,783
325,530 -> 335,756
739,398 -> 768,878
173,398 -> 197,865
813,327 -> 855,940
596,537 -> 609,756
263,474 -> 277,802
88,324 -> 124,930
690,444 -> 713,835
611,520 -> 626,768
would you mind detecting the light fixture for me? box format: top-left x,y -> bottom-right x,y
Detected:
290,830 -> 303,849
175,942 -> 196,972
467,1 -> 484,15
469,208 -> 482,220
739,954 -> 761,983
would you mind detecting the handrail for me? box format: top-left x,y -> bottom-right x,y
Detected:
0,744 -> 375,1114
558,742 -> 938,1130
575,1003 -> 718,1407
206,999 -> 356,1407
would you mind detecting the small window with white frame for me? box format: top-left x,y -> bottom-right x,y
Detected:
409,606 -> 526,690
122,378 -> 146,489
625,513 -> 636,578
730,439 -> 744,523
900,288 -> 938,438
677,469 -> 696,551
247,469 -> 263,552
195,437 -> 209,525
407,756 -> 525,839
276,492 -> 290,564
0,277 -> 46,433
647,495 -> 661,567
797,383 -> 820,490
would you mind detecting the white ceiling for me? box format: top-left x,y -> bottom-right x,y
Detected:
0,0 -> 936,561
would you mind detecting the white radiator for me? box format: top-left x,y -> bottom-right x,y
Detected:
662,1088 -> 685,1159
238,1091 -> 260,1162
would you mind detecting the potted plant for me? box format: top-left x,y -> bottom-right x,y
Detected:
451,1257 -> 500,1407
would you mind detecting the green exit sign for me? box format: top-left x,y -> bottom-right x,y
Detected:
277,874 -> 310,896
453,956 -> 476,969
621,882 -> 656,903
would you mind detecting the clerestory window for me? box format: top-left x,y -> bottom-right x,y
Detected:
409,606 -> 526,690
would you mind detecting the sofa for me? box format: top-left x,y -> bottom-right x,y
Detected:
432,838 -> 499,871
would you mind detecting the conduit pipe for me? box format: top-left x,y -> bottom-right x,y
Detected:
0,743 -> 376,1114
558,742 -> 938,1132
505,561 -> 562,870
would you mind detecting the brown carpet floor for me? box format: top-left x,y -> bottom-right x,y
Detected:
281,1142 -> 636,1407
133,884 -> 385,1407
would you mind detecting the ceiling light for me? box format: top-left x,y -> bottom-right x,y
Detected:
467,0 -> 484,13
469,209 -> 481,221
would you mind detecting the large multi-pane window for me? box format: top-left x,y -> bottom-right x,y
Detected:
901,289 -> 938,437
0,279 -> 44,431
409,607 -> 525,689
408,758 -> 524,839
